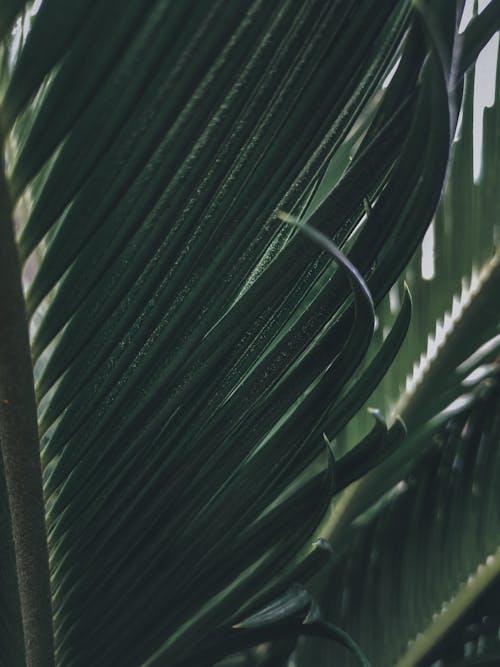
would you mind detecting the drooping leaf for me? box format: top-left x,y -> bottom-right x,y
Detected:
297,9 -> 500,667
182,585 -> 371,667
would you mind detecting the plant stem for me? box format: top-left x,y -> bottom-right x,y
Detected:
0,159 -> 55,664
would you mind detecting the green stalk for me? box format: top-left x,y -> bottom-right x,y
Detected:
0,155 -> 55,665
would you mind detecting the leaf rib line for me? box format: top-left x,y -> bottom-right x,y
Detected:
394,545 -> 500,667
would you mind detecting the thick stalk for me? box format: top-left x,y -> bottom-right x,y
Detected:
0,160 -> 55,665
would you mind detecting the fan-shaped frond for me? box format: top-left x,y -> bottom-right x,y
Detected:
296,11 -> 500,667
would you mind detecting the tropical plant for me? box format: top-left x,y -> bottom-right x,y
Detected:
0,2 -> 499,667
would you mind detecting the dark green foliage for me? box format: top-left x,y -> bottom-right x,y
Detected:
423,580 -> 500,666
5,3 -> 425,664
297,14 -> 500,664
300,379 -> 500,666
0,2 -> 499,667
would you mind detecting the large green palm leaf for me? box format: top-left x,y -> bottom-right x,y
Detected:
0,2 -> 498,667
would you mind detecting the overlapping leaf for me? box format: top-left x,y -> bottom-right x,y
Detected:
0,2 -> 490,666
299,377 -> 500,667
326,16 -> 500,542
334,5 -> 500,457
297,9 -> 500,667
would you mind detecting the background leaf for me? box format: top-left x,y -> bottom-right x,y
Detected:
297,9 -> 500,667
333,5 -> 500,458
421,578 -> 500,666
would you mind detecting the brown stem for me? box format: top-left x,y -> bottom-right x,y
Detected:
0,159 -> 55,664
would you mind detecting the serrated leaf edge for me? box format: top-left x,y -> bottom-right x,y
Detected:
394,544 -> 500,667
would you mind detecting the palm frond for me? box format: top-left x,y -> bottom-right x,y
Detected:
0,2 -> 495,666
421,578 -> 500,666
324,10 -> 500,539
296,13 -> 500,667
299,376 -> 500,667
2,3 -> 427,664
